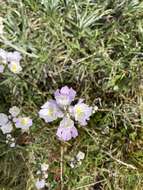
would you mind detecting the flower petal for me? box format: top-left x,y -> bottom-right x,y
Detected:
54,86 -> 76,107
39,100 -> 64,123
73,102 -> 92,126
1,122 -> 13,134
56,117 -> 78,141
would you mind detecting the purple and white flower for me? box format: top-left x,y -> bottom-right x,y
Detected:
0,113 -> 8,126
39,86 -> 93,141
54,86 -> 76,107
0,49 -> 22,73
35,179 -> 45,189
8,61 -> 22,74
7,51 -> 22,73
39,100 -> 64,123
14,117 -> 32,131
71,99 -> 92,126
56,117 -> 78,141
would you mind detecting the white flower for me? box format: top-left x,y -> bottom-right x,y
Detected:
9,106 -> 20,117
36,170 -> 41,175
8,61 -> 22,74
69,158 -> 76,168
41,163 -> 49,172
76,151 -> 85,161
1,122 -> 13,134
0,113 -> 8,126
78,161 -> 82,165
35,179 -> 45,189
43,173 -> 48,179
92,105 -> 98,114
113,85 -> 119,91
10,142 -> 16,148
69,161 -> 75,168
11,138 -> 15,142
14,117 -> 33,131
0,65 -> 4,73
6,134 -> 12,139
93,105 -> 98,111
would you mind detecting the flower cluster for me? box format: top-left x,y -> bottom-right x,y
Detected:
0,49 -> 22,74
39,86 -> 93,141
0,106 -> 32,141
35,163 -> 49,189
5,134 -> 16,148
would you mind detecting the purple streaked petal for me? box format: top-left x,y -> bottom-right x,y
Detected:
60,86 -> 70,94
56,117 -> 78,141
39,100 -> 64,123
71,126 -> 78,138
54,86 -> 76,106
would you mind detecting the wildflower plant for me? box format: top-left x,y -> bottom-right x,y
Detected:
39,86 -> 93,141
1,1 -> 142,189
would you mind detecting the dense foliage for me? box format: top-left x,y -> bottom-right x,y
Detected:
0,0 -> 143,189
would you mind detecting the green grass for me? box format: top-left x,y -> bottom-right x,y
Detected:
0,0 -> 143,189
